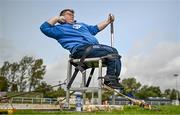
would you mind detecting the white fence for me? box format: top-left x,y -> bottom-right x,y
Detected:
11,97 -> 57,104
0,97 -> 60,110
0,103 -> 60,110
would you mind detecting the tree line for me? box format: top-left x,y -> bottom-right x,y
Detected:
0,56 -> 179,100
121,78 -> 179,100
97,78 -> 179,101
0,56 -> 65,98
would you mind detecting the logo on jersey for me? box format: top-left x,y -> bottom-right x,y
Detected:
73,24 -> 81,29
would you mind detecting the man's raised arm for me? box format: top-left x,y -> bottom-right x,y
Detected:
97,14 -> 115,31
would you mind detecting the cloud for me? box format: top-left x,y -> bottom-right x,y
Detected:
0,37 -> 40,67
0,38 -> 15,65
122,41 -> 180,91
44,57 -> 68,86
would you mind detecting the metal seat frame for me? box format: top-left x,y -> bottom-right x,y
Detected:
66,56 -> 106,107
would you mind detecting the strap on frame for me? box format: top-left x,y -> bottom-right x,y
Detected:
67,46 -> 93,89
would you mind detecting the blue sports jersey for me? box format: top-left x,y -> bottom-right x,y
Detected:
40,22 -> 100,54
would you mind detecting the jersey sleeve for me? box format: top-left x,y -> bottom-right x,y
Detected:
40,22 -> 61,39
83,23 -> 100,35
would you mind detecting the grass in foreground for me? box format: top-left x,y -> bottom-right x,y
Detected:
14,105 -> 180,115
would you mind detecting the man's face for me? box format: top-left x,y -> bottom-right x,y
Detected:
63,11 -> 74,23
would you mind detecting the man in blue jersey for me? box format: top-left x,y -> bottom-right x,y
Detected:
40,9 -> 123,89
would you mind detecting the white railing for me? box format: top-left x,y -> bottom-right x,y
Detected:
11,97 -> 57,104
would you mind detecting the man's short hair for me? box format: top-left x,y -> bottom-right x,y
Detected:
60,9 -> 74,16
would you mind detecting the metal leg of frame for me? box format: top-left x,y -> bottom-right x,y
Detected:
82,70 -> 86,105
98,59 -> 102,105
66,59 -> 72,108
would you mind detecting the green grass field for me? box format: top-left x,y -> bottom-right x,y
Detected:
13,105 -> 180,115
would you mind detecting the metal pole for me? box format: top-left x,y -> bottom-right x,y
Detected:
174,74 -> 179,105
110,14 -> 116,105
91,91 -> 94,104
98,59 -> 102,105
66,59 -> 72,108
82,71 -> 86,105
110,14 -> 114,47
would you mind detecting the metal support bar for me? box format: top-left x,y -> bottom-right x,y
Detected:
82,71 -> 86,105
98,59 -> 102,105
70,87 -> 99,91
66,59 -> 72,108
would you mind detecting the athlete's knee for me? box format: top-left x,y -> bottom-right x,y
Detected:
104,53 -> 121,60
112,47 -> 119,54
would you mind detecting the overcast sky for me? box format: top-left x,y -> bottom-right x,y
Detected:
0,0 -> 180,91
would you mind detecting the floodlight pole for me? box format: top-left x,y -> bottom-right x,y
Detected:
174,74 -> 179,105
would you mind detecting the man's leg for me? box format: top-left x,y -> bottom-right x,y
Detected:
71,44 -> 123,89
